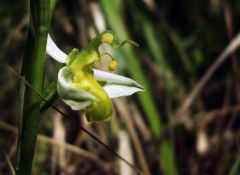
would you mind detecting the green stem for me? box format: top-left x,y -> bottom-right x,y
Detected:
101,0 -> 161,137
16,0 -> 50,174
229,152 -> 240,175
100,1 -> 178,175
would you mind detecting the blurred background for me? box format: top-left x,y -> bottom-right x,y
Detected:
0,0 -> 240,174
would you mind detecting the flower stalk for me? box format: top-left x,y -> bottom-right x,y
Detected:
16,0 -> 50,174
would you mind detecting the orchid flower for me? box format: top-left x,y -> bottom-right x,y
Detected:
46,31 -> 144,122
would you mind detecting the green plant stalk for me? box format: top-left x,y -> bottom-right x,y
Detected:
229,152 -> 240,175
50,0 -> 57,18
100,1 -> 178,175
16,0 -> 50,174
138,13 -> 179,175
142,17 -> 168,70
101,0 -> 161,137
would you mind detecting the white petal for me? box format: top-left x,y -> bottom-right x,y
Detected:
103,85 -> 143,98
57,67 -> 96,110
47,34 -> 68,63
93,69 -> 144,98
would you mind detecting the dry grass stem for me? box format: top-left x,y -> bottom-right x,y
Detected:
0,121 -> 112,171
2,150 -> 15,175
115,99 -> 151,175
175,33 -> 240,120
117,130 -> 134,175
129,102 -> 151,141
195,103 -> 240,128
52,112 -> 67,175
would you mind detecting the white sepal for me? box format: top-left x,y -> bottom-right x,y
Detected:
93,69 -> 144,98
47,34 -> 68,63
103,85 -> 144,98
57,67 -> 96,110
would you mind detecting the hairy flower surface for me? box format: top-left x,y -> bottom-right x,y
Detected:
46,31 -> 143,122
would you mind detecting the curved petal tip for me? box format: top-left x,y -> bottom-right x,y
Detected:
47,34 -> 68,63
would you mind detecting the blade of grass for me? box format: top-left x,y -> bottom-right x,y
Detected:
101,0 -> 161,138
100,1 -> 178,175
135,12 -> 168,70
228,152 -> 240,175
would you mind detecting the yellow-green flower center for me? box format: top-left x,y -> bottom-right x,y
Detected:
67,49 -> 112,121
